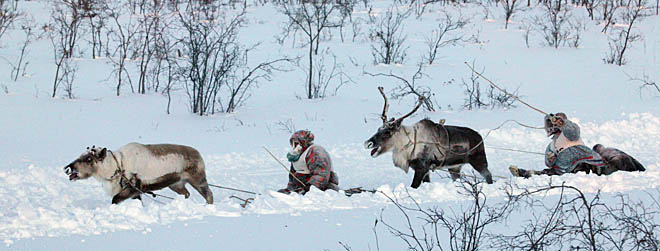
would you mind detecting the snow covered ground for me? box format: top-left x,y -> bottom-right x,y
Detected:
1,0 -> 659,250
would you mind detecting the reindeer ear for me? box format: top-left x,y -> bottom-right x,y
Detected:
97,148 -> 107,160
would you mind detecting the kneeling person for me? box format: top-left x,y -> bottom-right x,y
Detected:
278,130 -> 339,194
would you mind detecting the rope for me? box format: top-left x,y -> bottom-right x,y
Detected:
488,146 -> 545,155
262,146 -> 307,187
209,184 -> 261,195
404,119 -> 543,156
398,119 -> 542,180
464,62 -> 548,116
431,164 -> 509,179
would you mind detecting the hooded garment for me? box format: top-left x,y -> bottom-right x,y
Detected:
544,115 -> 604,174
285,130 -> 339,193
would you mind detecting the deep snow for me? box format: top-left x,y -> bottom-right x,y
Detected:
0,0 -> 659,250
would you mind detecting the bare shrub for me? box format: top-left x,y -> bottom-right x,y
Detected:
220,51 -> 293,113
492,182 -> 660,250
303,48 -> 352,99
108,2 -> 139,96
520,21 -> 532,48
276,119 -> 296,133
1,17 -> 37,82
0,0 -> 20,46
502,0 -> 522,29
149,12 -> 178,114
178,3 -> 291,115
378,178 -> 660,251
135,1 -> 167,94
603,1 -> 649,66
377,175 -> 515,250
336,0 -> 359,43
582,0 -> 601,19
46,0 -> 85,98
424,11 -> 468,64
177,3 -> 245,116
76,0 -> 107,59
601,0 -> 620,32
628,72 -> 660,97
368,4 -> 411,65
364,62 -> 436,111
462,62 -> 517,110
276,0 -> 344,99
533,0 -> 576,48
60,60 -> 78,99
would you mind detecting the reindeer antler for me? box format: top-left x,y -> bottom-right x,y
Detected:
378,86 -> 389,124
394,96 -> 424,124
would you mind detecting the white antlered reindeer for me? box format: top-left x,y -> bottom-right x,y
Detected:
64,143 -> 213,204
364,87 -> 494,188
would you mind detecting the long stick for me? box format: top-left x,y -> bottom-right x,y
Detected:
263,146 -> 306,186
464,62 -> 548,116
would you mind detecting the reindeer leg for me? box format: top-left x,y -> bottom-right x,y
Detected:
468,149 -> 493,184
169,181 -> 190,198
422,171 -> 431,183
112,188 -> 141,204
409,159 -> 430,189
447,165 -> 463,181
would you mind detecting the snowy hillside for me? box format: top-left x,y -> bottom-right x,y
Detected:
1,0 -> 659,250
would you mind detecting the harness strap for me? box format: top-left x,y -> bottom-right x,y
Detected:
107,150 -> 171,202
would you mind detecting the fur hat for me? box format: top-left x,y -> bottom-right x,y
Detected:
290,130 -> 315,150
544,112 -> 567,136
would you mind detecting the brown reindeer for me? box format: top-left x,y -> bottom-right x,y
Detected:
364,87 -> 494,188
64,143 -> 213,204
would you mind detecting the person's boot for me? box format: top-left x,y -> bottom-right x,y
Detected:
509,165 -> 532,178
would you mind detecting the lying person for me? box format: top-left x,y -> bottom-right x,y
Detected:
510,113 -> 605,178
510,113 -> 646,178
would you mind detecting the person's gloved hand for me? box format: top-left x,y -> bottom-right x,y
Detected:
546,151 -> 557,164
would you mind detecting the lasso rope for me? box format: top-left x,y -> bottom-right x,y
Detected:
464,62 -> 548,116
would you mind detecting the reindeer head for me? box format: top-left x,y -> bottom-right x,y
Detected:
365,87 -> 423,158
63,146 -> 107,181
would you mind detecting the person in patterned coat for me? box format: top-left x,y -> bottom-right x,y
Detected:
277,130 -> 339,194
510,113 -> 606,178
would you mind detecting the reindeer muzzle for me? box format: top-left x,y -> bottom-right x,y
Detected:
64,164 -> 79,181
364,140 -> 382,158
